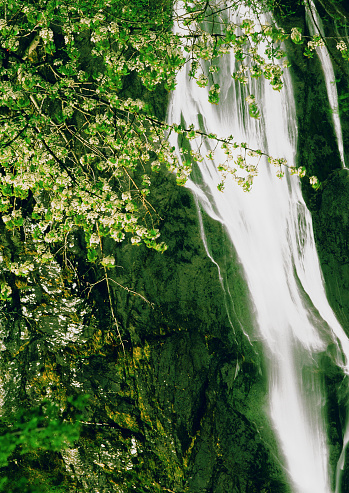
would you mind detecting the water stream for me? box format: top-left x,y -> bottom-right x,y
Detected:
169,4 -> 349,492
306,0 -> 346,168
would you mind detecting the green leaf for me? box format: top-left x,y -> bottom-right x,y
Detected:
87,249 -> 98,263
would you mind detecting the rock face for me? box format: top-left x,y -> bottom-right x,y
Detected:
311,170 -> 349,332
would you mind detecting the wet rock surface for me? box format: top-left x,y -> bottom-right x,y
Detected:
311,169 -> 349,333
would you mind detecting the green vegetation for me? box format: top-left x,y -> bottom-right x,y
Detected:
0,395 -> 88,492
0,0 -> 344,281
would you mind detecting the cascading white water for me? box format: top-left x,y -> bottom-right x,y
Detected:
169,4 -> 349,492
306,0 -> 346,168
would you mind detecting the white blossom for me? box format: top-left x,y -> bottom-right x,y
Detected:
89,234 -> 100,246
337,41 -> 347,52
101,256 -> 115,267
245,95 -> 255,104
39,28 -> 54,44
290,27 -> 302,44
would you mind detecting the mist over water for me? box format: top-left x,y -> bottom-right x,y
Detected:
170,5 -> 349,492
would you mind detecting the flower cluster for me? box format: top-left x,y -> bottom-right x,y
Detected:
304,35 -> 325,57
337,41 -> 347,52
336,40 -> 349,60
245,94 -> 260,119
291,27 -> 302,44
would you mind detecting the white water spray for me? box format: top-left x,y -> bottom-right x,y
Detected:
170,4 -> 349,492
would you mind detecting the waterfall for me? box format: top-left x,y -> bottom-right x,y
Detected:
306,0 -> 346,168
169,4 -> 349,492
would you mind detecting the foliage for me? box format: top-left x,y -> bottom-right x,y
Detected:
0,394 -> 88,492
0,0 -> 344,280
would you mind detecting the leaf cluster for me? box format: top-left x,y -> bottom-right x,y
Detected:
0,394 -> 89,492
